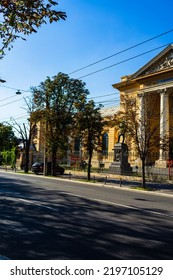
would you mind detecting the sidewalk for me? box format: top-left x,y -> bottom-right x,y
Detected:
64,169 -> 173,196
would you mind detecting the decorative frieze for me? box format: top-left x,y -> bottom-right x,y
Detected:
144,51 -> 173,75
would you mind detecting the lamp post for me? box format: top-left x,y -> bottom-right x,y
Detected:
16,90 -> 22,95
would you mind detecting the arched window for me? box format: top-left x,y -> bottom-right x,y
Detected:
74,137 -> 81,152
102,133 -> 108,155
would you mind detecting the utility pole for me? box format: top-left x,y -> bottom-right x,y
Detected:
43,91 -> 49,176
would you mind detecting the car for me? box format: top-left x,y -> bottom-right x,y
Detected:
31,162 -> 64,175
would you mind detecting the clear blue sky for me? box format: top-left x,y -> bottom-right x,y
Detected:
0,0 -> 173,125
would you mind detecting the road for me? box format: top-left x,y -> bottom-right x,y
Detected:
0,171 -> 173,260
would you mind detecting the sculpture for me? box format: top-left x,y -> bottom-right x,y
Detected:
117,121 -> 126,143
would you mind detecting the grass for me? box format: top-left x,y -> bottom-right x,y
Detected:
131,186 -> 156,191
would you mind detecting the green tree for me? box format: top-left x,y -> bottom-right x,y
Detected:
32,72 -> 89,176
1,147 -> 16,168
0,0 -> 66,56
76,100 -> 104,180
9,118 -> 31,173
9,96 -> 38,173
0,123 -> 17,151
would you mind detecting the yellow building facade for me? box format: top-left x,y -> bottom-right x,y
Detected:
112,44 -> 173,168
29,44 -> 173,171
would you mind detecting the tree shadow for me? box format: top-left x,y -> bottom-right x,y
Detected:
0,176 -> 173,260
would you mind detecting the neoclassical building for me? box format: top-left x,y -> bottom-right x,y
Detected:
27,44 -> 173,170
112,44 -> 173,168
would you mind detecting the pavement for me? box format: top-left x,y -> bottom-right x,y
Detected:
64,170 -> 173,196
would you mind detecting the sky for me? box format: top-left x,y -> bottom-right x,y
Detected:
0,0 -> 173,127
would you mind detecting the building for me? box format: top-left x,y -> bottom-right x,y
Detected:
29,44 -> 173,171
112,44 -> 173,168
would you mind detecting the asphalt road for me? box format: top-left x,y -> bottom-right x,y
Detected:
0,171 -> 173,260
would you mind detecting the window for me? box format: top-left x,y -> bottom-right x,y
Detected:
102,133 -> 108,154
74,137 -> 81,152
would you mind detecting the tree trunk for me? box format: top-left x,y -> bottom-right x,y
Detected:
52,148 -> 57,176
24,125 -> 32,173
141,158 -> 146,188
24,148 -> 29,173
43,148 -> 48,176
87,151 -> 92,180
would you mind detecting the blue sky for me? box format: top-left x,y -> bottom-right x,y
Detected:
0,0 -> 173,125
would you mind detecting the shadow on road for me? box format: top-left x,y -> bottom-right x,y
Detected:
0,175 -> 173,260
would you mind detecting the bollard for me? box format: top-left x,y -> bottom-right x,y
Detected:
69,172 -> 71,179
104,176 -> 107,185
120,177 -> 122,187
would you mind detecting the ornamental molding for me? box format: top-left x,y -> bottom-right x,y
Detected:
130,45 -> 173,80
143,51 -> 173,75
139,80 -> 173,94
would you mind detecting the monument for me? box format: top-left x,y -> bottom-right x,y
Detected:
109,121 -> 132,175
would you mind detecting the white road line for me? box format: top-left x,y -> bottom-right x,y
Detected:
2,192 -> 173,219
62,191 -> 173,218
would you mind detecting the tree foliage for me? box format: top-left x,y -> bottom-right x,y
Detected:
0,0 -> 66,56
9,117 -> 32,173
0,122 -> 17,151
76,100 -> 104,180
1,147 -> 16,168
32,72 -> 89,175
9,96 -> 38,173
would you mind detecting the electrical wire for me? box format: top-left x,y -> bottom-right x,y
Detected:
0,40 -> 169,110
78,43 -> 172,79
0,94 -> 19,102
68,29 -> 173,75
0,114 -> 28,123
0,98 -> 23,108
87,92 -> 118,99
0,84 -> 30,92
0,29 -> 173,100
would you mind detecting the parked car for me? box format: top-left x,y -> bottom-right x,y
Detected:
31,162 -> 64,175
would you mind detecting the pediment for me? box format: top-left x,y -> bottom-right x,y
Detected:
131,44 -> 173,79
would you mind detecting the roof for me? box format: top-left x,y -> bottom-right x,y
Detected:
113,44 -> 173,89
100,106 -> 120,117
130,44 -> 173,80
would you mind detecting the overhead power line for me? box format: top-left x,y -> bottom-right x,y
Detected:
0,98 -> 22,108
0,29 -> 173,98
78,43 -> 172,79
1,114 -> 28,123
87,92 -> 119,99
0,94 -> 18,103
69,29 -> 173,75
0,84 -> 30,92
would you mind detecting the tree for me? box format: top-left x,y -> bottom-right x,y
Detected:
32,72 -> 89,176
1,147 -> 16,168
76,100 -> 104,180
8,98 -> 38,173
8,118 -> 32,173
118,92 -> 164,188
0,122 -> 17,151
0,0 -> 66,56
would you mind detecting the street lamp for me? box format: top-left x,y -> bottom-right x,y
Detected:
16,90 -> 22,95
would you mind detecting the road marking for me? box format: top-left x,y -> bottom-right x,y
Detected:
53,191 -> 173,219
1,191 -> 173,219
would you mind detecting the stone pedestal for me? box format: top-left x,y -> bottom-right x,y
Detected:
109,143 -> 132,175
155,159 -> 167,168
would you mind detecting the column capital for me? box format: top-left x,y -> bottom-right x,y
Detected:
137,92 -> 144,98
158,88 -> 168,95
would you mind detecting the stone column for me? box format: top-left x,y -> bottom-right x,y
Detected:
155,89 -> 169,167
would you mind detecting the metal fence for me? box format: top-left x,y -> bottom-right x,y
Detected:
58,151 -> 173,182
